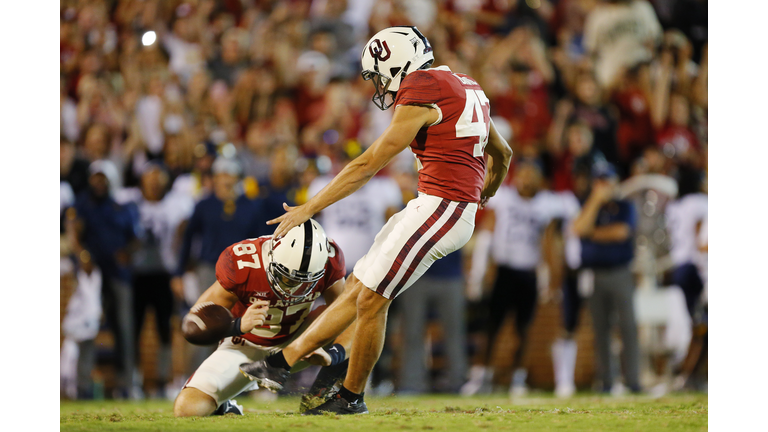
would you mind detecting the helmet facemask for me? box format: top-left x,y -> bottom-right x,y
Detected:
362,59 -> 399,111
266,239 -> 325,304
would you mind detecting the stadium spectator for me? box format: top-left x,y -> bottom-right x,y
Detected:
169,141 -> 217,203
240,121 -> 277,185
66,160 -> 142,399
548,108 -> 606,192
583,0 -> 662,90
572,161 -> 641,394
260,144 -> 301,222
160,5 -> 205,86
612,64 -> 654,168
135,75 -> 168,161
667,0 -> 708,63
61,137 -> 91,196
567,70 -> 620,170
487,27 -> 554,152
207,28 -> 249,87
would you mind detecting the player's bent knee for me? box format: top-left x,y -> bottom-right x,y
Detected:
356,286 -> 391,316
337,274 -> 366,304
345,274 -> 366,294
173,387 -> 217,417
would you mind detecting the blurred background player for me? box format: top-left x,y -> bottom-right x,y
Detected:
174,220 -> 353,417
398,248 -> 468,395
66,160 -> 142,399
685,210 -> 708,391
572,161 -> 640,394
665,164 -> 707,319
60,248 -> 102,400
551,165 -> 591,398
462,159 -> 577,397
115,162 -> 194,399
665,164 -> 708,391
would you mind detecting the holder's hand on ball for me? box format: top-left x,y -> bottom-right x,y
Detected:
240,300 -> 270,333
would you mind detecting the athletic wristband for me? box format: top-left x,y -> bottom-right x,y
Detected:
227,317 -> 245,337
327,343 -> 346,366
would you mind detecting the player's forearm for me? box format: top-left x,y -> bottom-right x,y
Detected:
305,157 -> 377,215
195,281 -> 238,310
482,119 -> 513,198
64,216 -> 85,256
482,154 -> 511,198
468,229 -> 492,291
651,63 -> 672,129
303,105 -> 423,217
590,223 -> 630,243
305,130 -> 408,215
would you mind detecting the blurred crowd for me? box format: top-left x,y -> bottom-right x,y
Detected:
60,0 -> 707,400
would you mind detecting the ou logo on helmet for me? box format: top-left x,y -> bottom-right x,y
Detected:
368,39 -> 391,62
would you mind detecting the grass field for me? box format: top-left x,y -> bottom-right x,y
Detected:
60,392 -> 707,431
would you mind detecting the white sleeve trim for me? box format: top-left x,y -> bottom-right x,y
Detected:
394,103 -> 442,127
428,103 -> 442,126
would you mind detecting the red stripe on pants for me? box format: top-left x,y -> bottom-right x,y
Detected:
388,202 -> 469,298
375,199 -> 449,295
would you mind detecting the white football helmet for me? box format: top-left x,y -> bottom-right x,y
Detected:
361,26 -> 434,110
266,219 -> 330,304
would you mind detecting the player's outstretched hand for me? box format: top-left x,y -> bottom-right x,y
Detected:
267,202 -> 314,240
240,300 -> 270,333
302,347 -> 332,367
479,196 -> 490,210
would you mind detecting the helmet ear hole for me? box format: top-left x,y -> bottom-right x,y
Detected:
389,67 -> 401,78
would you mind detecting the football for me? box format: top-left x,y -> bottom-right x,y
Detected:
181,302 -> 233,345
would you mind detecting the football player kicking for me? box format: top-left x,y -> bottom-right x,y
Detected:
239,26 -> 513,415
173,220 -> 353,417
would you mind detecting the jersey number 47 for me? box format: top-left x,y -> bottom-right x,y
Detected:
456,89 -> 490,157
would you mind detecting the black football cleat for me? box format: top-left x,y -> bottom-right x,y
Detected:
212,399 -> 243,416
239,360 -> 289,393
300,360 -> 349,413
302,391 -> 369,416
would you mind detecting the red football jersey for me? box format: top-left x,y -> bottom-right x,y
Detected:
215,236 -> 346,347
394,66 -> 491,203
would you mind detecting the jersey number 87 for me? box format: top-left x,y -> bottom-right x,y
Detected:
233,243 -> 261,270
